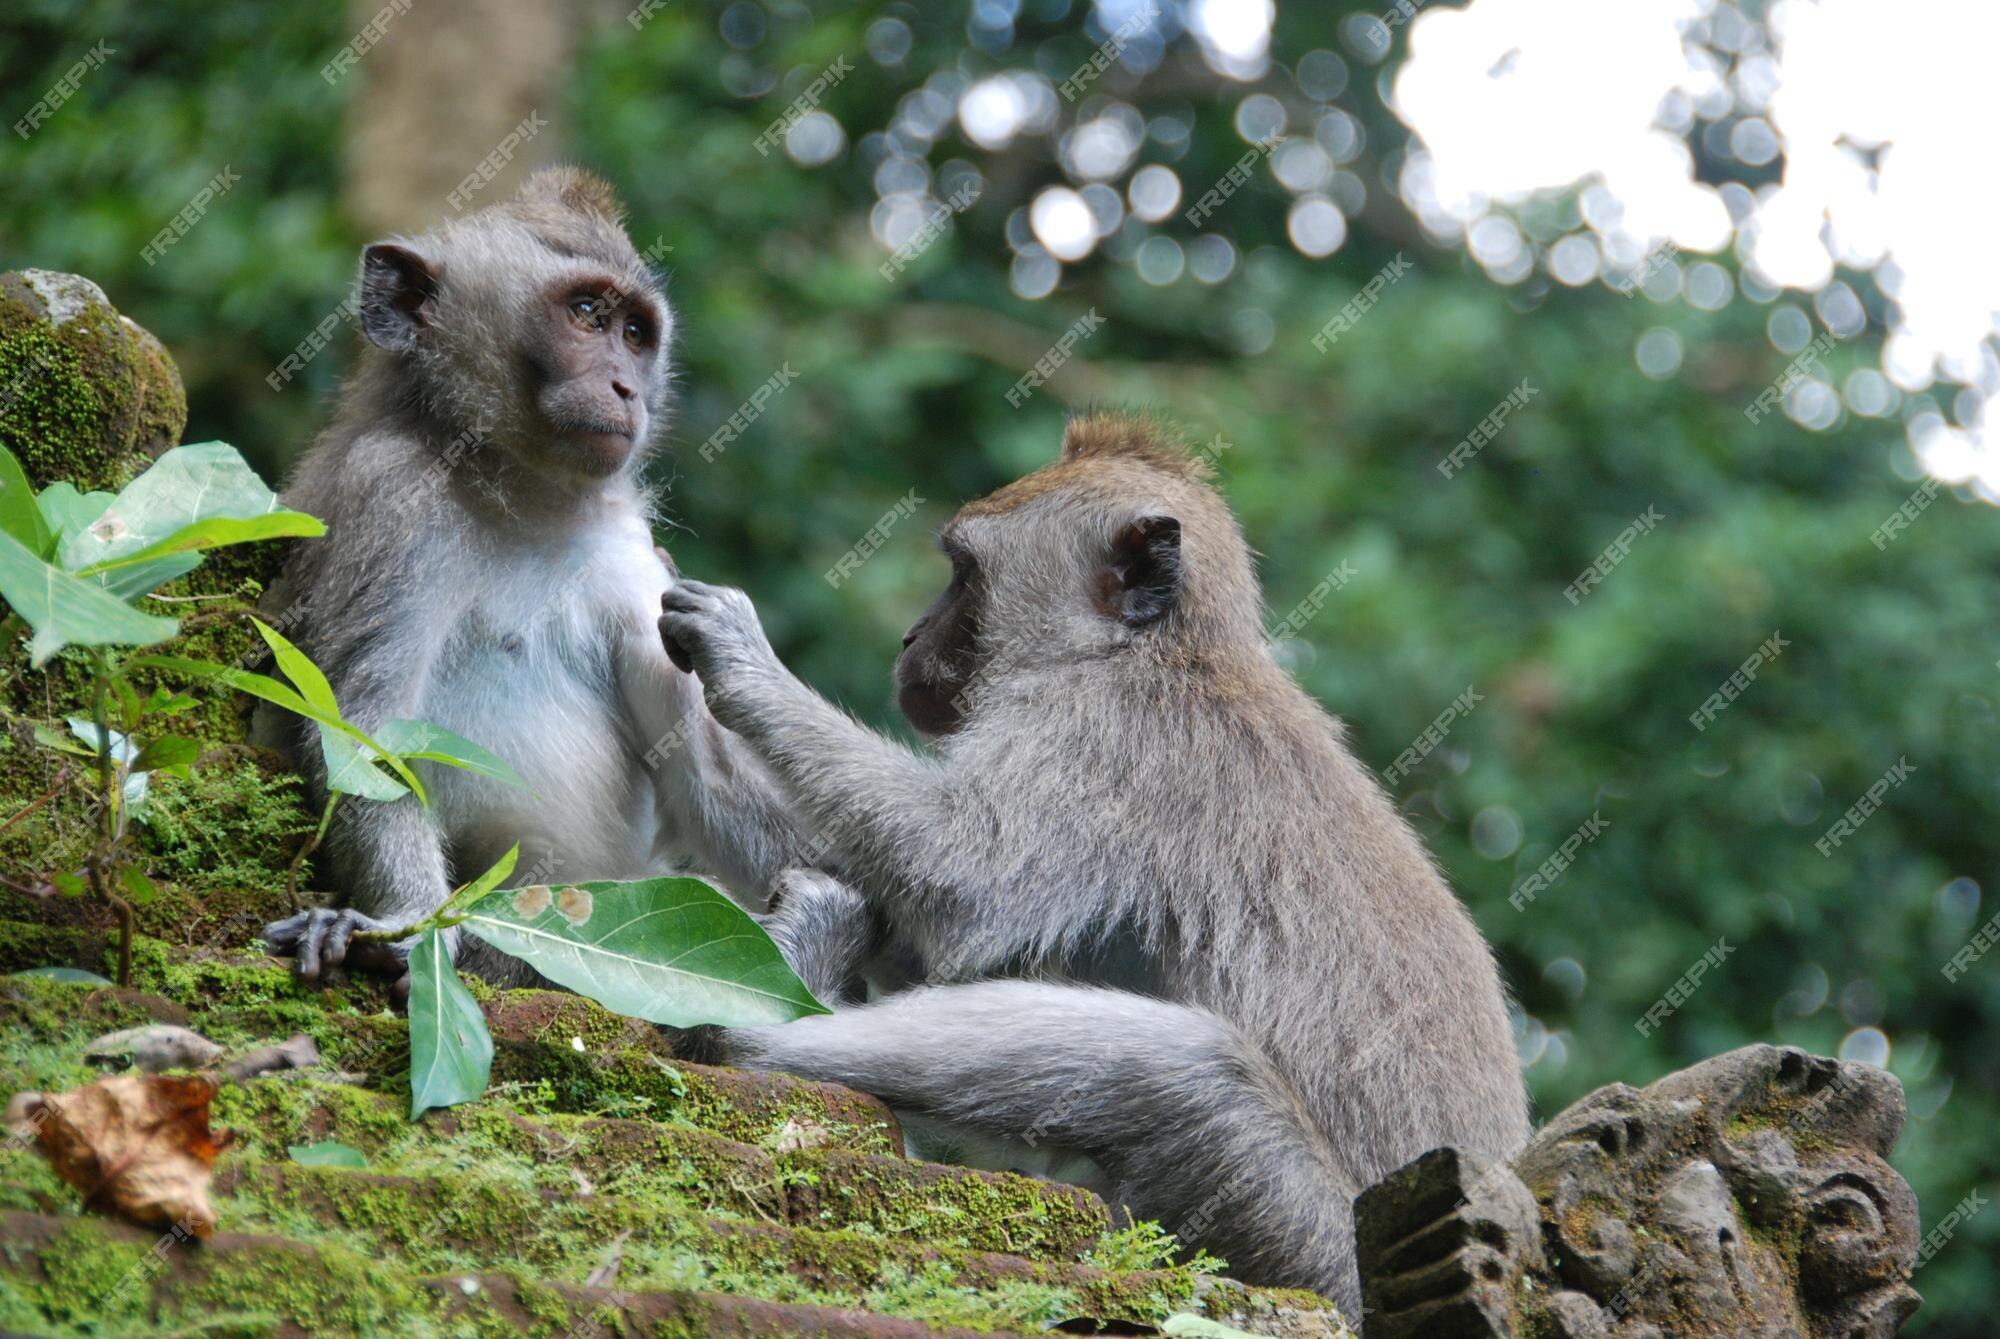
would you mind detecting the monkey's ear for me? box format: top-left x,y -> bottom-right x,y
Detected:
359,242 -> 440,353
1101,516 -> 1182,626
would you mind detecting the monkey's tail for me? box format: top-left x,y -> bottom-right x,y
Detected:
728,979 -> 1363,1312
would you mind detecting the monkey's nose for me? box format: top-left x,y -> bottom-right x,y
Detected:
611,378 -> 635,401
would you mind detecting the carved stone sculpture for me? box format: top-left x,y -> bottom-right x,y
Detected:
1355,1044 -> 1920,1338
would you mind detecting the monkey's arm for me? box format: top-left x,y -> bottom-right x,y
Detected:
262,562 -> 456,987
658,581 -> 995,915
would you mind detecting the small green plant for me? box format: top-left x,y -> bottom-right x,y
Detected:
0,441 -> 326,983
0,441 -> 515,985
363,845 -> 831,1117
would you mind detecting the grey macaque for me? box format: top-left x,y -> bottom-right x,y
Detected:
260,167 -> 806,989
656,413 -> 1530,1315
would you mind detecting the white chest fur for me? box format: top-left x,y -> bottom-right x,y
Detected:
417,507 -> 675,887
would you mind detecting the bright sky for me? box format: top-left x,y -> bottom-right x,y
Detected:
1391,0 -> 2000,500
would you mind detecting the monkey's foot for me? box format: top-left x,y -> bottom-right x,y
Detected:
263,907 -> 413,999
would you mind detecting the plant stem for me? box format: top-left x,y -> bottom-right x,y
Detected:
0,763 -> 70,840
288,794 -> 339,898
87,651 -> 133,986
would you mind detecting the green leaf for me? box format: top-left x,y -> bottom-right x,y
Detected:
30,723 -> 96,757
0,445 -> 51,556
375,719 -> 527,790
36,483 -> 114,546
131,655 -> 428,803
287,1140 -> 368,1169
93,552 -> 202,603
460,877 -> 830,1028
59,442 -> 323,574
252,616 -> 338,715
131,735 -> 202,773
407,929 -> 492,1119
318,723 -> 410,801
10,966 -> 114,986
51,873 -> 86,899
1161,1316 -> 1265,1339
0,527 -> 179,666
120,867 -> 160,908
437,846 -> 520,921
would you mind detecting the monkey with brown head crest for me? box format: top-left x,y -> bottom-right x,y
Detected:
260,168 -> 811,990
658,413 -> 1530,1316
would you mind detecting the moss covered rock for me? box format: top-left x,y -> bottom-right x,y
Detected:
0,269 -> 186,492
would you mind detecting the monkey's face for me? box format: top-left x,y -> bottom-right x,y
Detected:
523,277 -> 667,479
356,203 -> 671,484
894,538 -> 982,736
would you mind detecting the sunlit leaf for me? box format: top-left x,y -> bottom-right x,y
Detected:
36,483 -> 114,547
375,719 -> 527,790
251,617 -> 337,715
11,966 -> 115,986
460,876 -> 829,1028
0,528 -> 178,666
59,442 -> 323,575
407,929 -> 492,1119
318,723 -> 409,802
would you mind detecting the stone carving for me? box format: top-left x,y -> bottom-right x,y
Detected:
1355,1044 -> 1920,1338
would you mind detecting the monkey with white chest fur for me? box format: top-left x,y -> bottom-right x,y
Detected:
659,414 -> 1531,1315
260,168 -> 809,990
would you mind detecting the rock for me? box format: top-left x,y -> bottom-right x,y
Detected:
1355,1044 -> 1922,1338
0,268 -> 187,491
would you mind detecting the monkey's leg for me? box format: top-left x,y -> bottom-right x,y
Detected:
718,979 -> 1364,1312
758,869 -> 881,1005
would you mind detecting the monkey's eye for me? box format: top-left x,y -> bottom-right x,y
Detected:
622,314 -> 652,349
568,295 -> 611,330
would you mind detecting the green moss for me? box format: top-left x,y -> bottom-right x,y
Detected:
0,319 -> 128,493
782,1148 -> 1110,1258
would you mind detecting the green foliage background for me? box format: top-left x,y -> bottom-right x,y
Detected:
2,1 -> 1994,1329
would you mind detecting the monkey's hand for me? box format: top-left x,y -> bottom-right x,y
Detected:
263,908 -> 415,1002
659,579 -> 787,730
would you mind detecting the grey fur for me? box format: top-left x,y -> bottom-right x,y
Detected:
658,413 -> 1530,1316
260,168 -> 808,985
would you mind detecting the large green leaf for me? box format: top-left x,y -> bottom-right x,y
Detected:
288,1140 -> 368,1169
252,617 -> 338,715
131,654 -> 428,803
407,929 -> 492,1119
0,445 -> 51,556
59,442 -> 322,575
460,877 -> 830,1027
375,719 -> 527,790
0,527 -> 179,665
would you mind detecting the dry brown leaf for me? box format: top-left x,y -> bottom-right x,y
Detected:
5,1074 -> 233,1235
